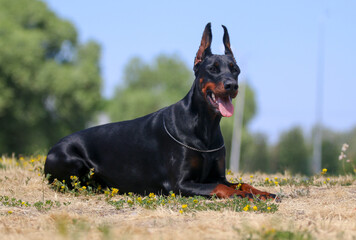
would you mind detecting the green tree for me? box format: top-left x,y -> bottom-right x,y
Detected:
343,127 -> 356,174
321,139 -> 340,175
273,127 -> 310,175
321,127 -> 356,175
108,54 -> 193,121
0,0 -> 102,154
240,133 -> 270,172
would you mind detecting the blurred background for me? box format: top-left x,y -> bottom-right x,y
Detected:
0,0 -> 355,175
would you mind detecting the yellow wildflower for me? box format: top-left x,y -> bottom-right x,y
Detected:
327,178 -> 330,181
82,186 -> 86,190
250,175 -> 253,178
274,177 -> 278,180
111,188 -> 119,194
253,206 -> 258,211
267,207 -> 271,210
61,186 -> 65,189
193,199 -> 198,203
8,210 -> 13,214
137,197 -> 142,203
274,181 -> 278,186
127,199 -> 133,204
265,177 -> 269,182
321,168 -> 327,175
110,188 -> 118,197
179,210 -> 183,214
171,193 -> 176,198
266,228 -> 276,234
149,192 -> 155,198
243,205 -> 250,211
181,204 -> 188,209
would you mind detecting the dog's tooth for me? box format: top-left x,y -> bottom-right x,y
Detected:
212,93 -> 216,101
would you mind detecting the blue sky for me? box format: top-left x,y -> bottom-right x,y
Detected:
43,0 -> 356,142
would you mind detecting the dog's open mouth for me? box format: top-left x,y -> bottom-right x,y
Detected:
207,91 -> 234,117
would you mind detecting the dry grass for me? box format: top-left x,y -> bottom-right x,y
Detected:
1,156 -> 356,240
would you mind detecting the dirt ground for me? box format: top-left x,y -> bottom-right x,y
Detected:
1,163 -> 356,240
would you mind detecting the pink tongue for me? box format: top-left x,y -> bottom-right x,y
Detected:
217,97 -> 234,117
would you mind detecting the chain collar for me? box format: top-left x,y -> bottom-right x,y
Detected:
163,119 -> 225,153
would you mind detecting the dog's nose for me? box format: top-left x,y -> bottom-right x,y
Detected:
224,80 -> 238,91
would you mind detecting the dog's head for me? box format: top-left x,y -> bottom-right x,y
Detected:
194,23 -> 240,117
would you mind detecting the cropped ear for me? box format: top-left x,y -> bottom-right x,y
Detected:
194,23 -> 212,68
222,25 -> 235,60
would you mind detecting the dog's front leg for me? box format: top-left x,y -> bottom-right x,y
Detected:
178,182 -> 254,199
228,183 -> 279,201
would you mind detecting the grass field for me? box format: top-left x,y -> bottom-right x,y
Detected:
0,155 -> 355,240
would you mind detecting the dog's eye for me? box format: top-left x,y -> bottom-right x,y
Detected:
230,64 -> 240,74
209,66 -> 218,73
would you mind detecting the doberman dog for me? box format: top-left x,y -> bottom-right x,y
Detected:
44,23 -> 277,200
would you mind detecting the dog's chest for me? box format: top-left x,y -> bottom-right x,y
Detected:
187,151 -> 223,181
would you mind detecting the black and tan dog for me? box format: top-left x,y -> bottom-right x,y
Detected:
45,23 -> 276,200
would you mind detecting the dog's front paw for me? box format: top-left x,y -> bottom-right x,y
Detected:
266,193 -> 281,202
254,193 -> 281,202
230,192 -> 254,201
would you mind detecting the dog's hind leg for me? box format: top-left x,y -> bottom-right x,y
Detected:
44,147 -> 89,184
